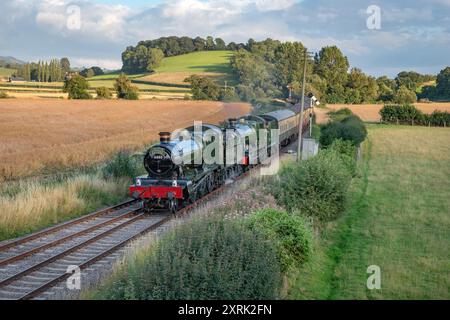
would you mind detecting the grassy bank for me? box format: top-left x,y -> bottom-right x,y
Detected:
0,151 -> 144,241
288,125 -> 450,299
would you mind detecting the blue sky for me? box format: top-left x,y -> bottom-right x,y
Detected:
0,0 -> 448,78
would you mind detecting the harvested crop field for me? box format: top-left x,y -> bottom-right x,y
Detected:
327,103 -> 450,122
0,99 -> 251,179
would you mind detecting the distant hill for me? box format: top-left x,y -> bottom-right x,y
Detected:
140,51 -> 236,86
0,56 -> 25,66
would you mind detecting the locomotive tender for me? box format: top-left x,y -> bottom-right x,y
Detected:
129,106 -> 312,213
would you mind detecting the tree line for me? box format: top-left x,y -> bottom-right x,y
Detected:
17,58 -> 70,82
228,38 -> 446,104
121,36 -> 248,73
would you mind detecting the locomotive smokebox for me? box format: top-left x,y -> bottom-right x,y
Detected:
159,132 -> 171,143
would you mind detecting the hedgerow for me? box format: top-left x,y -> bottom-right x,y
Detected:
380,104 -> 450,127
95,215 -> 282,300
245,208 -> 312,271
274,147 -> 353,221
320,114 -> 367,147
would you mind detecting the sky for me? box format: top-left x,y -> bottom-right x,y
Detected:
0,0 -> 449,78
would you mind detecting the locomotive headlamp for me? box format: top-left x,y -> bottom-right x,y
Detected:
135,178 -> 142,186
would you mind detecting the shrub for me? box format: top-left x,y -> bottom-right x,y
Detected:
114,73 -> 139,100
320,115 -> 367,147
184,75 -> 221,101
63,74 -> 92,99
378,104 -> 446,126
102,151 -> 141,179
96,216 -> 282,299
274,148 -> 353,221
0,91 -> 8,99
327,108 -> 353,122
393,85 -> 417,104
328,139 -> 357,176
95,87 -> 112,99
245,208 -> 312,271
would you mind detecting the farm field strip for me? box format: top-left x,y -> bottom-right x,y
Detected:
289,125 -> 450,299
0,100 -> 251,179
327,103 -> 450,122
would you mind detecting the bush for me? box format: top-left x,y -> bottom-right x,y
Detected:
184,75 -> 221,101
327,108 -> 353,122
114,73 -> 139,100
393,85 -> 417,104
274,148 -> 353,221
380,104 -> 450,127
102,151 -> 141,179
328,139 -> 357,176
320,115 -> 367,147
0,91 -> 8,99
63,74 -> 92,99
96,216 -> 282,299
245,209 -> 312,271
95,87 -> 112,99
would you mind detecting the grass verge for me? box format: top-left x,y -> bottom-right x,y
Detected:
288,125 -> 450,299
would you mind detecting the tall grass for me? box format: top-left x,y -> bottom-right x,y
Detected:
0,174 -> 130,241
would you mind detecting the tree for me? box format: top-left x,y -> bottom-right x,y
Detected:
206,36 -> 215,50
214,38 -> 226,50
114,73 -> 139,100
274,42 -> 309,96
146,48 -> 164,72
393,85 -> 417,104
435,67 -> 450,99
315,46 -> 349,88
377,76 -> 396,101
60,57 -> 70,74
315,46 -> 349,103
96,87 -> 112,99
63,74 -> 91,99
193,37 -> 206,51
184,75 -> 221,100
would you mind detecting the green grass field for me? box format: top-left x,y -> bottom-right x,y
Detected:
288,125 -> 450,299
0,67 -> 16,78
155,50 -> 233,73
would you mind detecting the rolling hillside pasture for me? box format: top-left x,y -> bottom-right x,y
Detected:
0,67 -> 16,78
327,103 -> 450,122
289,125 -> 450,299
141,50 -> 236,85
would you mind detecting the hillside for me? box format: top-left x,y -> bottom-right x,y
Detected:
0,67 -> 16,78
141,50 -> 235,86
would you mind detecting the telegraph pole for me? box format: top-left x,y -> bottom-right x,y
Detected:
297,48 -> 308,162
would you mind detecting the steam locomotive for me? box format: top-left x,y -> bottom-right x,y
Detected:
129,106 -> 312,213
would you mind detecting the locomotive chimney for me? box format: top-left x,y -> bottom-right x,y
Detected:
228,118 -> 237,127
159,132 -> 171,143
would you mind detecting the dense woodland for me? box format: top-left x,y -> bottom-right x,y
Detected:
121,36 -> 449,104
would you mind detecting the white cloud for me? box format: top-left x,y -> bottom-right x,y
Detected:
71,57 -> 122,69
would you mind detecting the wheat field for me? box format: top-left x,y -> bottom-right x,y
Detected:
327,103 -> 450,122
0,99 -> 251,180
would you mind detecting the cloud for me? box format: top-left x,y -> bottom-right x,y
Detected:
0,0 -> 449,77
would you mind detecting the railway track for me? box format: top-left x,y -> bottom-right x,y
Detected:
0,144 -> 297,300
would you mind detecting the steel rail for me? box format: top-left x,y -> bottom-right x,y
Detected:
18,214 -> 171,300
0,209 -> 144,289
0,208 -> 139,267
0,199 -> 138,252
